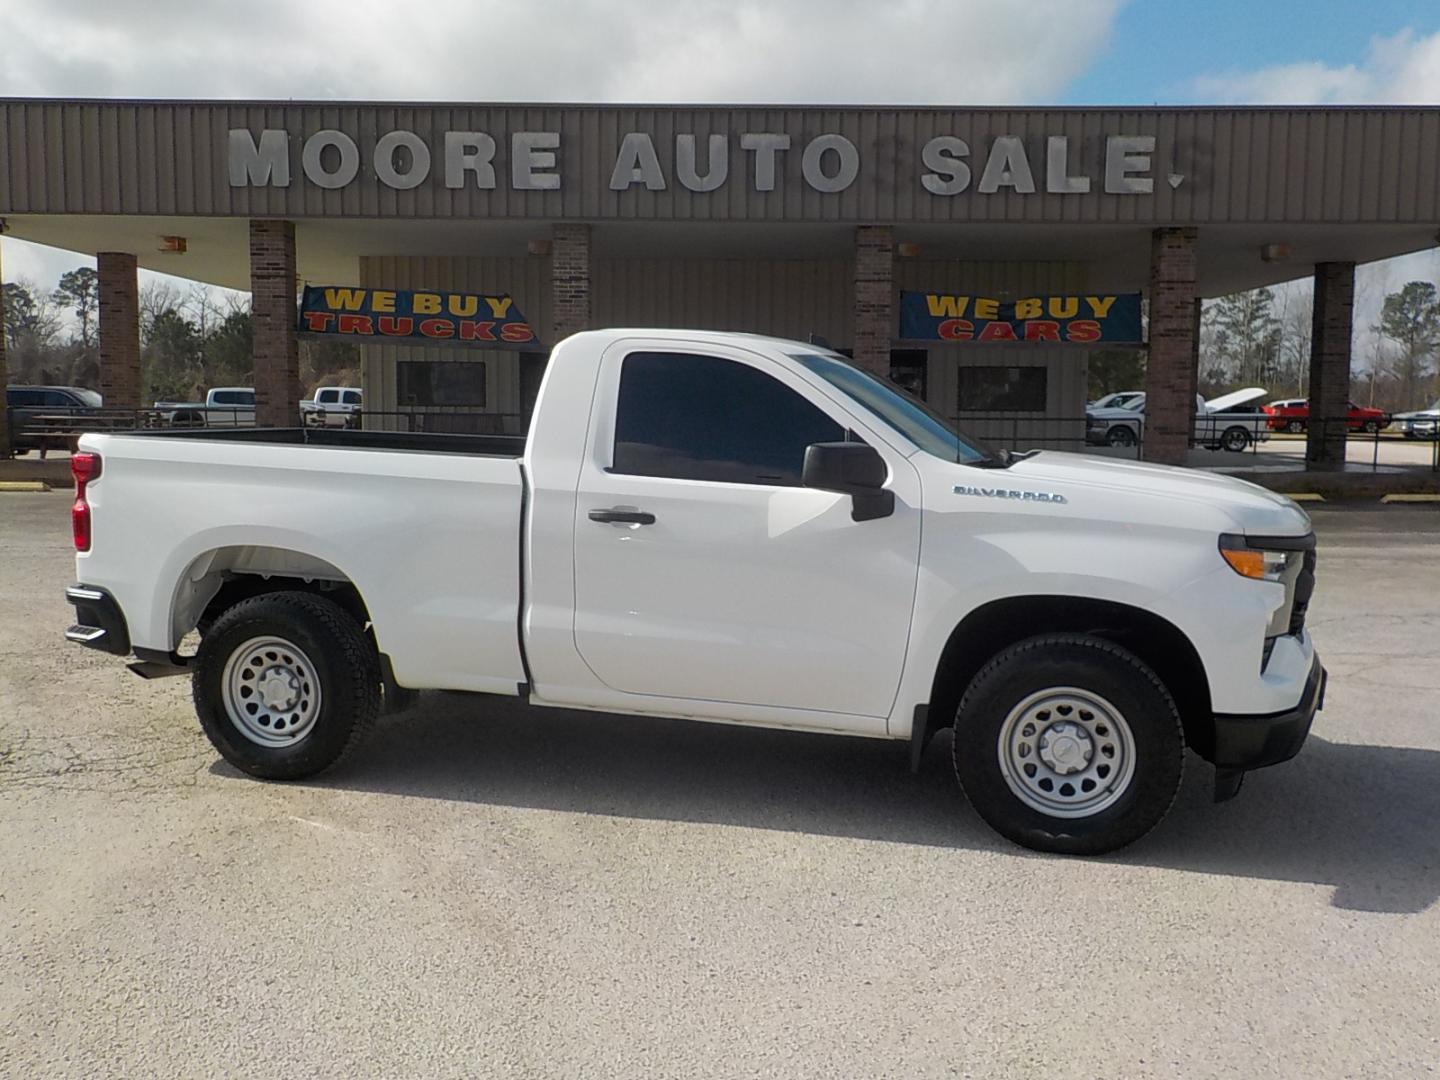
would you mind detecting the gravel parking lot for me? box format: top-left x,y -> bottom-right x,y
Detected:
2,493 -> 1438,1078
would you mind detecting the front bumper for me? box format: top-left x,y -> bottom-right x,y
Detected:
65,584 -> 131,656
1211,655 -> 1326,770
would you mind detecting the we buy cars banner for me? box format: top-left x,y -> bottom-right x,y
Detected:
298,286 -> 538,346
899,291 -> 1142,345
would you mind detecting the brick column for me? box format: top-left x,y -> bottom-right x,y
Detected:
551,224 -> 591,343
0,242 -> 9,457
1305,261 -> 1355,470
250,220 -> 300,427
1143,228 -> 1198,465
853,225 -> 894,376
1189,297 -> 1202,411
98,251 -> 140,410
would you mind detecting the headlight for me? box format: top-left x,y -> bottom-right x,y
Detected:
1218,534 -> 1300,582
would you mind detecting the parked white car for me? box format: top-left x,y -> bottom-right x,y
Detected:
300,386 -> 362,428
1393,401 -> 1440,439
155,387 -> 256,427
1089,391 -> 1145,411
65,330 -> 1323,855
1087,388 -> 1272,452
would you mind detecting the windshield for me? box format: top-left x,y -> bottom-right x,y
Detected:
789,352 -> 992,464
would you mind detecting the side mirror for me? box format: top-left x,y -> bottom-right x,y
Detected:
802,442 -> 895,522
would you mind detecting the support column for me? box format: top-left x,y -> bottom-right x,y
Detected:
1189,297 -> 1202,411
0,240 -> 10,457
853,225 -> 894,376
250,220 -> 300,428
551,224 -> 591,343
97,251 -> 140,411
1305,261 -> 1355,470
1143,227 -> 1198,465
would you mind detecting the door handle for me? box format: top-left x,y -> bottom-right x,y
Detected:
588,508 -> 656,525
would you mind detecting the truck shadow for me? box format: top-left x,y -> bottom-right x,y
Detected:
243,693 -> 1440,915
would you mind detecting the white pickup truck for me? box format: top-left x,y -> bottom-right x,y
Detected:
64,330 -> 1324,855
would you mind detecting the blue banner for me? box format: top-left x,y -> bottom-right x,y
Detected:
299,285 -> 537,346
899,291 -> 1142,345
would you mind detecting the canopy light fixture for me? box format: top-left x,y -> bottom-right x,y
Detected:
528,238 -> 552,256
896,242 -> 923,258
1260,242 -> 1291,262
158,235 -> 187,254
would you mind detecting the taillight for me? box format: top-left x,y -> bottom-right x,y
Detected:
72,452 -> 101,552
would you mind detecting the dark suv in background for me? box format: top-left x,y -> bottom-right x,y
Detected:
5,385 -> 104,454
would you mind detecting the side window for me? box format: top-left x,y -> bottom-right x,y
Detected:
612,351 -> 845,486
342,391 -> 362,405
42,390 -> 76,407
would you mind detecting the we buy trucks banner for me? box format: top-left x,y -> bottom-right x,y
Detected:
298,286 -> 538,346
899,291 -> 1142,345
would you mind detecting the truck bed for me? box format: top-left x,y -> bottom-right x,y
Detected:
117,426 -> 526,458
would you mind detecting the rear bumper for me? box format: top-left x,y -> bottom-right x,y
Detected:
1210,656 -> 1326,770
64,584 -> 131,656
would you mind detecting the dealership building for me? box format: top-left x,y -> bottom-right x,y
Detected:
2,99 -> 1439,466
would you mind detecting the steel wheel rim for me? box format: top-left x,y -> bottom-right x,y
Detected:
221,635 -> 322,747
996,686 -> 1137,818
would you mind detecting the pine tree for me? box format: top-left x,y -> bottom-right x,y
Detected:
1378,281 -> 1440,410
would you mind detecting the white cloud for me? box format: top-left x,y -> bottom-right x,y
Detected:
1191,28 -> 1440,104
0,0 -> 1121,104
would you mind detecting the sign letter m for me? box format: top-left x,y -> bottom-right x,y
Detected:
228,129 -> 291,187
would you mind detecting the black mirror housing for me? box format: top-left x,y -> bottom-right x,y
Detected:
802,442 -> 895,522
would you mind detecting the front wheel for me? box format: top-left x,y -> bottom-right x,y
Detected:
1105,426 -> 1137,448
193,591 -> 380,780
952,634 -> 1184,855
1220,426 -> 1251,452
1363,420 -> 1380,434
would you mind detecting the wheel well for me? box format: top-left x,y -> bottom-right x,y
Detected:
173,546 -> 372,643
197,574 -> 371,634
924,595 -> 1213,758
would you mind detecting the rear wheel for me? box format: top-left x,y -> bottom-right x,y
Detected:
193,591 -> 380,780
1285,419 -> 1305,434
952,634 -> 1184,855
1363,419 -> 1380,434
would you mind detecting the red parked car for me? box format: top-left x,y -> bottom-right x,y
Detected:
1264,399 -> 1389,434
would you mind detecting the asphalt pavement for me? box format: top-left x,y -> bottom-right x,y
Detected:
1,494 -> 1437,1078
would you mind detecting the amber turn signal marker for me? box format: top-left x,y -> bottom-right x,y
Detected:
1220,548 -> 1266,579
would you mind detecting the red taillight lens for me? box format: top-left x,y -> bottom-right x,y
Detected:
71,452 -> 100,552
72,452 -> 101,485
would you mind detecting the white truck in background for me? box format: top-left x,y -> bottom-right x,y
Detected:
1086,388 -> 1272,452
64,330 -> 1324,855
154,387 -> 256,428
300,387 -> 363,428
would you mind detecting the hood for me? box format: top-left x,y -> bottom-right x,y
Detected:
1000,451 -> 1312,535
1203,387 -> 1268,412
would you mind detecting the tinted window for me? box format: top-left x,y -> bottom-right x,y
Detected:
211,390 -> 254,406
612,351 -> 844,485
958,367 -> 1048,412
317,389 -> 339,404
8,389 -> 43,406
398,362 -> 486,406
42,390 -> 81,407
341,390 -> 362,405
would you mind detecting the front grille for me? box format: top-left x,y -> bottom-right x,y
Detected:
1289,547 -> 1317,636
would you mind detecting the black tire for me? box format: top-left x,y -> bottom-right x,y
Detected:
1105,425 -> 1137,448
1363,419 -> 1380,434
951,634 -> 1184,855
193,591 -> 380,780
1285,419 -> 1305,434
1220,426 -> 1250,452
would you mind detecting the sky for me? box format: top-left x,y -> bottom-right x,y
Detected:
2,0 -> 1440,328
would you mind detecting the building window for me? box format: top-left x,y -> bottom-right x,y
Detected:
397,361 -> 487,407
958,366 -> 1047,412
611,351 -> 844,485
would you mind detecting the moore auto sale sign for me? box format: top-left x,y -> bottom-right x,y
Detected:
229,126 -> 1176,197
